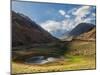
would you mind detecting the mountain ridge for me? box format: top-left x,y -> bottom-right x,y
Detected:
12,11 -> 59,47
61,23 -> 95,41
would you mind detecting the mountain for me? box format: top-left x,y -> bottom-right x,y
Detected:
12,11 -> 58,47
62,23 -> 95,41
73,27 -> 96,41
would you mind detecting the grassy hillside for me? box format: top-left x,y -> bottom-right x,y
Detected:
12,40 -> 96,74
65,40 -> 96,56
73,28 -> 96,41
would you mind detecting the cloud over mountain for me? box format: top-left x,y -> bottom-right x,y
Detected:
40,6 -> 96,38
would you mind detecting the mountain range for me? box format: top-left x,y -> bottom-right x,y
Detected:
62,23 -> 95,41
12,11 -> 58,47
12,11 -> 96,47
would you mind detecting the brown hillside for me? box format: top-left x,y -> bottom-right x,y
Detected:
12,11 -> 58,47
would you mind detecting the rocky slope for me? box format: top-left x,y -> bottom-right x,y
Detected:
12,11 -> 58,47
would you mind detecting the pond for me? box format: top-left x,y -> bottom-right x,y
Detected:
25,56 -> 64,64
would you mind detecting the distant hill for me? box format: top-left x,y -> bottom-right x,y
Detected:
73,27 -> 96,41
12,11 -> 58,47
62,23 -> 95,41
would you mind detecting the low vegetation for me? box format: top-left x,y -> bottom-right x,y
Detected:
12,55 -> 95,74
12,41 -> 96,74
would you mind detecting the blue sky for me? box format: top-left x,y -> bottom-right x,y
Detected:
12,1 -> 96,38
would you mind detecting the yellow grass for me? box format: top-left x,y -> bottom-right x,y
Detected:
12,55 -> 95,74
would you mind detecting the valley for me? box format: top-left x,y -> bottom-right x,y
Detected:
12,11 -> 96,74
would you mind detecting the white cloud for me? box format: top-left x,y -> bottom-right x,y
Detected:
40,6 -> 96,38
59,10 -> 70,18
83,18 -> 92,23
73,6 -> 91,17
70,6 -> 95,27
83,16 -> 96,25
40,19 -> 75,35
65,15 -> 70,18
59,10 -> 66,16
40,20 -> 62,32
